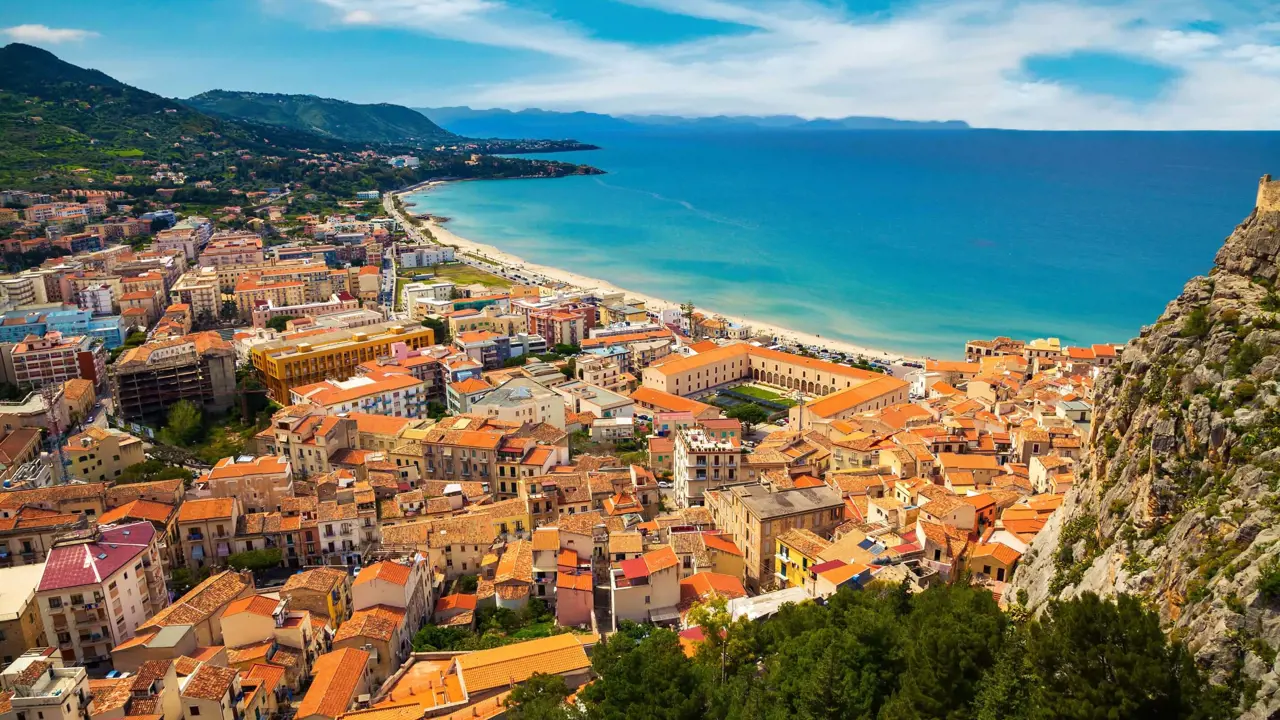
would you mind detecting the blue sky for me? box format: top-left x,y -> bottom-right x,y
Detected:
4,0 -> 1280,129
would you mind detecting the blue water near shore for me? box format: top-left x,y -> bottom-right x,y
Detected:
407,130 -> 1280,358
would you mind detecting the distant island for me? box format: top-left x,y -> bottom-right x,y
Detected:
417,106 -> 970,139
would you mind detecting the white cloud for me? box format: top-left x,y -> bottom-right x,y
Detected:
342,9 -> 376,24
2,24 -> 98,44
304,0 -> 1280,129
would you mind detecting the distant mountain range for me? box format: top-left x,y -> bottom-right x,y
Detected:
417,106 -> 970,139
187,90 -> 458,144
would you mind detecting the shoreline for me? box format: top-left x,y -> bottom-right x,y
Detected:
394,182 -> 933,365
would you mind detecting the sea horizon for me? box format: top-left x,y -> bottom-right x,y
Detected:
407,128 -> 1280,358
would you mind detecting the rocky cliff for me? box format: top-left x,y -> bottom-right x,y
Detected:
1013,176 -> 1280,718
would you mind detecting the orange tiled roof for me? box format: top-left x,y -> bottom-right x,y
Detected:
354,560 -> 412,587
177,497 -> 236,522
297,648 -> 372,719
454,634 -> 590,693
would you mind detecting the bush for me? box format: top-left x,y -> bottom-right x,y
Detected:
1258,557 -> 1280,599
1180,307 -> 1210,339
227,548 -> 283,572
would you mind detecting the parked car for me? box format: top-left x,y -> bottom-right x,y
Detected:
658,481 -> 672,489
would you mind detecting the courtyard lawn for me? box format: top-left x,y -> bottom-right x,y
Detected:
734,384 -> 799,407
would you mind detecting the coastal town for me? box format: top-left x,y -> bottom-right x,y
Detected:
0,158 -> 1123,720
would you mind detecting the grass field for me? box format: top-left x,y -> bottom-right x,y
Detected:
734,384 -> 799,407
401,262 -> 513,289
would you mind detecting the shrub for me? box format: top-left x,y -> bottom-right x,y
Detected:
1258,557 -> 1280,599
1180,307 -> 1210,338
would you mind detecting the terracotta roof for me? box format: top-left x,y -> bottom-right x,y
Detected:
178,497 -> 236,522
970,542 -> 1022,566
435,594 -> 477,613
227,640 -> 273,665
334,605 -> 406,643
141,570 -> 250,629
354,561 -> 412,587
283,567 -> 347,594
454,634 -> 591,693
223,595 -> 280,618
245,664 -> 286,694
679,572 -> 747,608
777,528 -> 831,559
298,648 -> 372,719
182,664 -> 238,701
89,677 -> 133,714
99,499 -> 175,525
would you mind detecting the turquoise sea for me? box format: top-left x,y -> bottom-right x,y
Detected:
407,130 -> 1280,359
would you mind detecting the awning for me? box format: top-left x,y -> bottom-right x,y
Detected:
648,607 -> 681,624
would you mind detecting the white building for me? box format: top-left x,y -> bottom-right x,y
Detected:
401,281 -> 455,310
554,380 -> 634,420
77,284 -> 114,316
290,371 -> 429,418
673,425 -> 743,507
472,377 -> 566,428
396,244 -> 456,269
35,522 -> 166,665
1,649 -> 91,720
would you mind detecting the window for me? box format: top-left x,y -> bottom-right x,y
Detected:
190,708 -> 201,716
48,597 -> 61,609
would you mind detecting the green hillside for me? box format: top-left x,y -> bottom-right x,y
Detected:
0,42 -> 356,188
186,90 -> 457,144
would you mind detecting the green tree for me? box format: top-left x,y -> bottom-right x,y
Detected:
226,548 -> 283,572
1022,593 -> 1227,720
422,316 -> 450,344
725,403 -> 769,434
680,301 -> 696,336
117,459 -> 194,484
221,299 -> 238,320
581,627 -> 705,720
413,624 -> 472,652
266,315 -> 292,332
882,584 -> 1007,719
505,673 -> 577,720
159,399 -> 204,446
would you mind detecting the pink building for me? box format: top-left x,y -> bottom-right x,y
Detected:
555,571 -> 593,628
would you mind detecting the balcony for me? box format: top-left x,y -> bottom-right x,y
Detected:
187,531 -> 204,541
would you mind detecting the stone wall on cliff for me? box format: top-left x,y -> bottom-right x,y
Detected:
1013,184 -> 1280,719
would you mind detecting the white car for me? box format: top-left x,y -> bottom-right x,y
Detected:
658,481 -> 672,489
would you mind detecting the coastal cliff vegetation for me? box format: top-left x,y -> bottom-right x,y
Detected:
1012,178 -> 1280,718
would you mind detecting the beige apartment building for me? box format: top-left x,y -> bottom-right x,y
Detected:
63,427 -> 145,483
672,424 -> 743,507
176,497 -> 242,570
168,269 -> 221,319
204,455 -> 294,513
705,484 -> 843,591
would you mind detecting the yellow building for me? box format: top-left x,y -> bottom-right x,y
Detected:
774,528 -> 832,589
281,567 -> 353,629
468,497 -> 533,542
63,427 -> 146,482
250,322 -> 435,402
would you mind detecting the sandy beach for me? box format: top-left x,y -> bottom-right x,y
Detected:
396,183 -> 926,365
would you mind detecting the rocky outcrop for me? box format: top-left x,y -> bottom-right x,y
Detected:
1013,177 -> 1280,718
